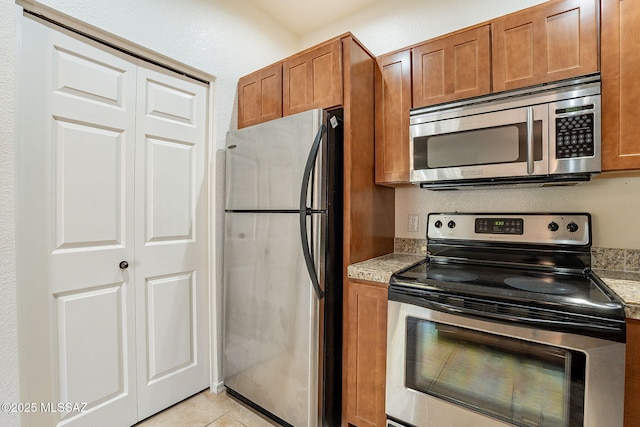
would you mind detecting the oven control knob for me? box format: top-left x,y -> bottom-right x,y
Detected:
548,221 -> 559,232
447,220 -> 456,229
434,220 -> 443,228
567,222 -> 579,233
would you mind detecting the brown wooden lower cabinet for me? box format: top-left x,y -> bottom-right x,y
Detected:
344,279 -> 388,427
626,318 -> 640,427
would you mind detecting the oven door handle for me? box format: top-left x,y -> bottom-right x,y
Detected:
402,294 -> 624,335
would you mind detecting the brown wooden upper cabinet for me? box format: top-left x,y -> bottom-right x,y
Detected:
237,37 -> 345,128
491,0 -> 598,92
412,25 -> 491,108
283,39 -> 343,116
237,63 -> 283,129
600,0 -> 640,171
375,50 -> 412,184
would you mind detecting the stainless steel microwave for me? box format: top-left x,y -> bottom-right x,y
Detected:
410,74 -> 601,189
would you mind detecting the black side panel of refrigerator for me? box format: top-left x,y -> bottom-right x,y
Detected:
323,108 -> 343,427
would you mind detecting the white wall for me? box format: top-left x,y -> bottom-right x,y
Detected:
394,176 -> 640,249
0,3 -> 19,427
300,0 -> 547,55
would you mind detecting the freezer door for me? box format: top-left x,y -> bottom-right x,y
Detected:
225,109 -> 326,211
223,211 -> 320,426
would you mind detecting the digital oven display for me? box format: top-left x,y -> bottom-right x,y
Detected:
475,218 -> 523,235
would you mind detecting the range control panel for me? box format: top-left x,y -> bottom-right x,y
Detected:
475,218 -> 524,235
428,213 -> 591,246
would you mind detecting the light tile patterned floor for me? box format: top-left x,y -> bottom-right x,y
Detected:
135,390 -> 280,427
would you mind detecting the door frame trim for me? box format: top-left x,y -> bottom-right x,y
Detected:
17,0 -> 216,84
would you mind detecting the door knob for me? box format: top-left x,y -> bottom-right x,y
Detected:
119,261 -> 129,270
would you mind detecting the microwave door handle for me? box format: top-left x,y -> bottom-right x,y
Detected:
526,106 -> 534,175
526,107 -> 534,174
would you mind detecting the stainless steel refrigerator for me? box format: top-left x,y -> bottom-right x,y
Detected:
223,109 -> 343,426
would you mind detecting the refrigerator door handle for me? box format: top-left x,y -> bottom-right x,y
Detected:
300,123 -> 327,300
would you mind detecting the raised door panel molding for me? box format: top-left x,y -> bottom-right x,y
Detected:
452,33 -> 490,95
498,22 -> 535,84
375,50 -> 411,184
492,0 -> 598,92
416,49 -> 445,101
55,285 -> 128,413
283,39 -> 342,115
237,63 -> 282,129
601,0 -> 640,171
53,120 -> 125,251
412,25 -> 490,107
345,280 -> 388,427
145,272 -> 196,381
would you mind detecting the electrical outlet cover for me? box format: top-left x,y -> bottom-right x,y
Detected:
408,214 -> 419,232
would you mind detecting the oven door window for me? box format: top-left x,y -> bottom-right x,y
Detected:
406,317 -> 585,427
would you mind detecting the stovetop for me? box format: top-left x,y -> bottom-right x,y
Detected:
388,213 -> 626,342
392,258 -> 623,318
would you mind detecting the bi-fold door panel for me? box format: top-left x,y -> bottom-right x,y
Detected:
135,64 -> 209,420
19,16 -> 138,427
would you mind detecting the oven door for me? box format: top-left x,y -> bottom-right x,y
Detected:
386,299 -> 625,427
410,104 -> 548,185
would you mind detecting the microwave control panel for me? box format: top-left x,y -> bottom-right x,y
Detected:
555,105 -> 595,159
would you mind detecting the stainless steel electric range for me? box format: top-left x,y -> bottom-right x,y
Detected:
386,213 -> 626,427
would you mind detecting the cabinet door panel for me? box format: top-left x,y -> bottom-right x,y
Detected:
283,39 -> 342,115
601,0 -> 640,171
412,25 -> 490,107
375,50 -> 411,184
417,49 -> 445,101
238,63 -> 282,129
625,319 -> 640,427
492,0 -> 598,92
501,22 -> 535,83
345,280 -> 387,427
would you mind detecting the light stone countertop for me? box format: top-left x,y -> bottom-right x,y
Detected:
347,253 -> 424,284
348,253 -> 640,320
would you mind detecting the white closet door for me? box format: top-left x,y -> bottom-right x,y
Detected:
18,17 -> 138,427
134,64 -> 209,419
18,15 -> 210,426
